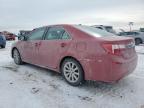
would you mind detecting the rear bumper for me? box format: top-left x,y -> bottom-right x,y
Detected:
80,54 -> 138,82
108,54 -> 138,82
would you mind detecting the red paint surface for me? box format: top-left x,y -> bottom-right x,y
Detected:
12,24 -> 138,82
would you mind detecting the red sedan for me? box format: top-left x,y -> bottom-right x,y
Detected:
5,33 -> 16,40
11,24 -> 138,86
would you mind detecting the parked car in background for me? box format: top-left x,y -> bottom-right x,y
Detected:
1,31 -> 16,40
118,31 -> 144,45
11,24 -> 137,86
5,33 -> 16,40
92,25 -> 117,34
140,28 -> 144,32
0,34 -> 6,48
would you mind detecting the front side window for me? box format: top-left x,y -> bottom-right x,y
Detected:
27,28 -> 45,41
126,32 -> 131,35
129,32 -> 134,35
0,35 -> 6,40
135,32 -> 139,35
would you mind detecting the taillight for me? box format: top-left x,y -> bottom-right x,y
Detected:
102,44 -> 126,55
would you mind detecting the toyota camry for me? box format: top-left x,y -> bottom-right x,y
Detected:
11,24 -> 138,86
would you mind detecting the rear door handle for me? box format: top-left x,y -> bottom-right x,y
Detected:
35,42 -> 41,47
61,43 -> 66,47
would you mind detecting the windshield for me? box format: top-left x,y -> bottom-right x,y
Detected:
73,25 -> 115,37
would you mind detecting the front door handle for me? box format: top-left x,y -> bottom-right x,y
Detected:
35,43 -> 39,47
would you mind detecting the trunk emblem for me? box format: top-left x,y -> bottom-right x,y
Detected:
126,42 -> 135,48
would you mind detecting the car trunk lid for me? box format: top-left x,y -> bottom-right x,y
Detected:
101,36 -> 136,59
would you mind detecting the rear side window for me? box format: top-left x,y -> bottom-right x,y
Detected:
73,25 -> 114,37
27,28 -> 45,41
45,27 -> 70,40
61,31 -> 71,39
126,32 -> 139,35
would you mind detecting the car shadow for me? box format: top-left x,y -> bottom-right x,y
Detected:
23,63 -> 61,77
14,63 -> 135,99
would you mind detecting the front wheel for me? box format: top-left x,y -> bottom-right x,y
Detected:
0,45 -> 5,48
13,49 -> 23,65
135,38 -> 142,45
61,58 -> 84,86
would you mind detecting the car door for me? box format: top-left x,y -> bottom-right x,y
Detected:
38,26 -> 71,69
22,27 -> 46,64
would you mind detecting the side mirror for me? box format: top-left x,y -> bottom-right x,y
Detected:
18,35 -> 26,41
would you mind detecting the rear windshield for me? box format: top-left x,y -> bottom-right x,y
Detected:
73,25 -> 115,37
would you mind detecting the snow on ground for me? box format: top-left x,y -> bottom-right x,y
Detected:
0,41 -> 144,108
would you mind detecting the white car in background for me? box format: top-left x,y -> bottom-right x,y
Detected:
92,25 -> 117,34
118,31 -> 144,45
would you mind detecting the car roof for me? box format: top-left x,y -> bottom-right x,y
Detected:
31,24 -> 75,32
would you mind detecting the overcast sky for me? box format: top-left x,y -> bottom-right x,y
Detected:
0,0 -> 144,33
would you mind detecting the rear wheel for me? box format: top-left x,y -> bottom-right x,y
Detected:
61,58 -> 84,86
13,49 -> 23,65
135,38 -> 142,45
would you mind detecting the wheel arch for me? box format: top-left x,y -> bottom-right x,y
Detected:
135,38 -> 142,43
59,56 -> 85,79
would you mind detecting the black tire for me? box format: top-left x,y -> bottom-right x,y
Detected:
135,38 -> 142,45
0,45 -> 5,49
61,58 -> 84,86
2,45 -> 5,48
13,49 -> 23,65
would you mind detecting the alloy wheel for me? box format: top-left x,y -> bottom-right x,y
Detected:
63,61 -> 80,83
